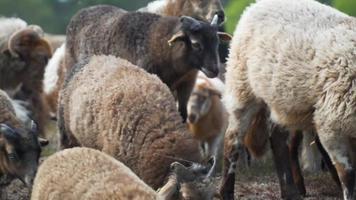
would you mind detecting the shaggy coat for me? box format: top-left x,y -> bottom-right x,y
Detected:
32,147 -> 216,200
221,0 -> 356,199
0,18 -> 52,136
0,90 -> 46,187
31,147 -> 157,200
65,5 -> 225,121
58,55 -> 202,189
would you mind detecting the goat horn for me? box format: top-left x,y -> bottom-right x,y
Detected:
211,14 -> 219,26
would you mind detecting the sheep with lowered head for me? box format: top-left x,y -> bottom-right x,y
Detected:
65,5 -> 231,121
31,147 -> 216,200
221,0 -> 356,199
58,55 -> 204,189
0,89 -> 48,187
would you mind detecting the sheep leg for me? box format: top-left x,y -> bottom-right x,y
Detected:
58,106 -> 79,149
270,124 -> 301,200
317,134 -> 355,200
314,135 -> 342,188
220,104 -> 262,200
176,78 -> 196,122
289,130 -> 306,196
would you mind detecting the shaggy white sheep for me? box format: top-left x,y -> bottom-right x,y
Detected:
221,0 -> 356,199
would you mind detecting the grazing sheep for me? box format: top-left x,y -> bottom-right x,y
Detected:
43,44 -> 65,119
59,55 -> 203,189
220,0 -> 356,199
139,0 -> 225,25
0,90 -> 48,187
187,72 -> 227,171
0,17 -> 52,136
65,5 -> 231,121
32,147 -> 216,200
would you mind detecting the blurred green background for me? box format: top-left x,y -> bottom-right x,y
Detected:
0,0 -> 355,34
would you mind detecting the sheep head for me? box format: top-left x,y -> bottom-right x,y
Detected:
185,0 -> 225,25
158,157 -> 217,200
0,121 -> 48,187
167,16 -> 231,78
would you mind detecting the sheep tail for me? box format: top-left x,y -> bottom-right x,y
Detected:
243,107 -> 269,158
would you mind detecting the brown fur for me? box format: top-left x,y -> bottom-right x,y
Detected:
59,55 -> 202,189
0,27 -> 52,136
243,107 -> 269,158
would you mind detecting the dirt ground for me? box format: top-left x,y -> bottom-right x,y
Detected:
0,121 -> 351,200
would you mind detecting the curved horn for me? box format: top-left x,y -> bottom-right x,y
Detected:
206,156 -> 217,178
211,14 -> 219,26
0,123 -> 20,140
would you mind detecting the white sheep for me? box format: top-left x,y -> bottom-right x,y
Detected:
221,0 -> 356,200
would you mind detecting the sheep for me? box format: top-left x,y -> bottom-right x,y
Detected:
0,17 -> 53,136
43,44 -> 65,119
65,5 -> 231,121
42,1 -> 227,119
187,71 -> 227,172
138,0 -> 225,25
220,0 -> 356,199
58,55 -> 205,189
31,147 -> 216,200
0,89 -> 48,187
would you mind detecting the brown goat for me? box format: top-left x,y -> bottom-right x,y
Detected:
187,72 -> 227,172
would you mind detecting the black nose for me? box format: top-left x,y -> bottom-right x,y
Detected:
188,114 -> 197,123
215,10 -> 225,24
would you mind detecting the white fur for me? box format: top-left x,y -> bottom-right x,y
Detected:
138,0 -> 171,13
43,44 -> 65,94
0,17 -> 27,49
11,99 -> 31,126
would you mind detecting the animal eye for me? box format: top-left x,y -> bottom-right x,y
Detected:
191,42 -> 202,52
8,152 -> 18,161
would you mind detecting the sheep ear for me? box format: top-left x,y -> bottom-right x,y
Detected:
218,32 -> 232,42
8,28 -> 52,59
168,31 -> 185,46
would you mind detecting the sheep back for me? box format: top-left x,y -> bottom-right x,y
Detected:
59,55 -> 202,189
31,147 -> 157,200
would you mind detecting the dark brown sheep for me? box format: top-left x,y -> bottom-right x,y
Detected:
65,5 -> 231,121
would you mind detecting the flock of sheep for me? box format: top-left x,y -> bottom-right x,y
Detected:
0,0 -> 355,199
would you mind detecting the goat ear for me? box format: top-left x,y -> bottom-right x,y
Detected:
218,32 -> 232,42
8,28 -> 52,59
168,30 -> 186,47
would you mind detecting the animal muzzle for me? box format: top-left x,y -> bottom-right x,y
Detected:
188,113 -> 199,124
201,66 -> 219,78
